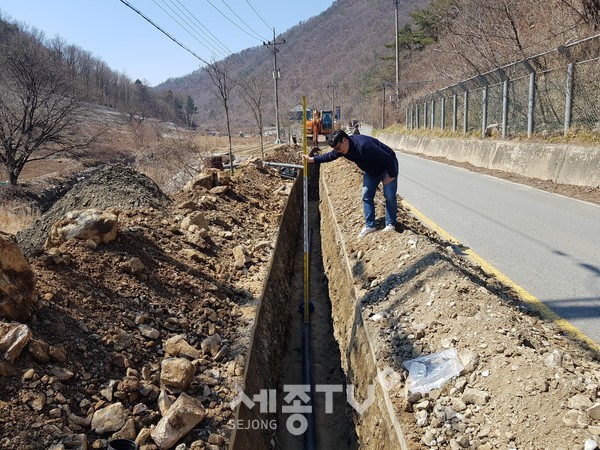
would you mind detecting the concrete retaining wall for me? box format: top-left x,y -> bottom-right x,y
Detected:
376,134 -> 600,188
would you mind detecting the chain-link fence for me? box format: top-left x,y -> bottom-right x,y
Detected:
405,34 -> 600,139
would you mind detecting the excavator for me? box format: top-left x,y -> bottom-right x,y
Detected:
306,109 -> 334,145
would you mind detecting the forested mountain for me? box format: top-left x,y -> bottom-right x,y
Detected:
1,0 -> 597,135
160,0 -> 599,133
160,0 -> 429,132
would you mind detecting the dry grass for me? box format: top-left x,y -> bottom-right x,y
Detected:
0,200 -> 40,235
133,130 -> 226,192
132,124 -> 265,192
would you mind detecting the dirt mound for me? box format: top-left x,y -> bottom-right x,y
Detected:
267,145 -> 302,165
0,185 -> 38,210
17,165 -> 171,257
1,163 -> 292,449
319,160 -> 600,450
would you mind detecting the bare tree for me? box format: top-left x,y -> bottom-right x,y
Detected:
203,58 -> 236,173
0,31 -> 97,185
429,0 -> 589,76
239,72 -> 270,159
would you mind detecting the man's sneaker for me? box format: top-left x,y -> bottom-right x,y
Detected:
357,226 -> 377,238
383,224 -> 396,232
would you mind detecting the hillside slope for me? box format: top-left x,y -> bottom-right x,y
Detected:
159,0 -> 427,130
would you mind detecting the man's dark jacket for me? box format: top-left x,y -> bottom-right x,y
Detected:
312,134 -> 398,178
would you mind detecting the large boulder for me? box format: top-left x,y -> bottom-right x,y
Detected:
183,171 -> 218,191
91,402 -> 128,434
0,323 -> 32,362
151,392 -> 206,449
160,357 -> 196,391
45,209 -> 118,249
0,232 -> 36,322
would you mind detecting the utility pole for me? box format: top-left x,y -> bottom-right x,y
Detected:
327,83 -> 336,122
382,83 -> 386,129
263,28 -> 285,144
393,0 -> 400,101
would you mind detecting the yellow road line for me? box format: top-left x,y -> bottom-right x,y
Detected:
402,199 -> 600,353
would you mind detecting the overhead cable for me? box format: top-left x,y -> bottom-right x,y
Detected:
220,0 -> 269,42
154,0 -> 228,59
203,0 -> 265,42
162,0 -> 251,67
245,0 -> 272,31
172,0 -> 234,56
119,0 -> 210,65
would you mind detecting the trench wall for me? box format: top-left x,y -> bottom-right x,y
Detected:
318,176 -> 408,450
230,175 -> 302,450
232,167 -> 411,450
376,133 -> 600,188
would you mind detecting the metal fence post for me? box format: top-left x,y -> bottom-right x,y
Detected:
464,91 -> 469,134
478,75 -> 489,138
528,72 -> 536,138
415,103 -> 420,129
406,107 -> 409,129
441,96 -> 446,131
423,101 -> 428,129
452,93 -> 458,132
502,78 -> 509,139
521,59 -> 536,138
482,85 -> 488,138
431,98 -> 435,130
564,62 -> 575,136
493,68 -> 510,139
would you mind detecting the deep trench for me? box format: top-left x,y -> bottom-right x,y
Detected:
229,165 -> 360,450
273,165 -> 359,449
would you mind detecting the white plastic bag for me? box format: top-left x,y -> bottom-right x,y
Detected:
402,348 -> 464,394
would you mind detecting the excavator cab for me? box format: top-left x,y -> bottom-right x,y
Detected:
320,110 -> 333,136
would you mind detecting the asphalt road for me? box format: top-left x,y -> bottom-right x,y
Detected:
395,151 -> 600,345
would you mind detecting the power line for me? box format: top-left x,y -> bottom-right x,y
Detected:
172,0 -> 234,56
164,0 -> 252,68
119,0 -> 210,65
204,0 -> 265,43
154,0 -> 228,59
245,0 -> 272,32
166,0 -> 231,57
122,0 -> 254,72
220,0 -> 270,42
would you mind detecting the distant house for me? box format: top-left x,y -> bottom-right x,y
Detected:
289,104 -> 312,122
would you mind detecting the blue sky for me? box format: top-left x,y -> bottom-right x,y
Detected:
0,0 -> 331,86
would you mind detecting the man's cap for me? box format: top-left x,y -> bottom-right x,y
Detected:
327,129 -> 348,147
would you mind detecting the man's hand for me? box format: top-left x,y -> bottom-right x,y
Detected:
383,175 -> 395,186
302,154 -> 314,163
309,147 -> 320,157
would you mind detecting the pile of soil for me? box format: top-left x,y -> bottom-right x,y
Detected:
268,145 -> 304,166
319,159 -> 600,450
4,137 -> 599,449
1,151 -> 299,449
0,185 -> 35,206
16,165 -> 172,257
